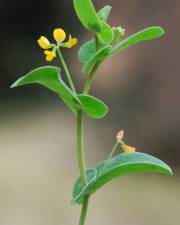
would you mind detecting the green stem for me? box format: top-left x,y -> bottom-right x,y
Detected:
83,35 -> 101,95
57,48 -> 77,93
98,141 -> 119,177
78,195 -> 90,225
77,109 -> 87,186
106,141 -> 120,161
78,35 -> 100,225
95,34 -> 100,51
77,110 -> 89,225
83,62 -> 100,95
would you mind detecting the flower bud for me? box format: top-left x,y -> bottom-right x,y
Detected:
112,27 -> 125,44
37,36 -> 51,49
116,130 -> 124,142
53,28 -> 66,42
122,145 -> 136,153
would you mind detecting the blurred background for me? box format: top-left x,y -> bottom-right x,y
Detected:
0,0 -> 179,224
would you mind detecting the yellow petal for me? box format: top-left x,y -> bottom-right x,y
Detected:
37,36 -> 51,49
44,50 -> 56,62
65,35 -> 78,48
122,145 -> 136,153
53,28 -> 66,42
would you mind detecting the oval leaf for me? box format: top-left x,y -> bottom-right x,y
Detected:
82,45 -> 112,74
78,39 -> 106,63
78,40 -> 96,63
72,152 -> 172,204
98,5 -> 112,22
98,21 -> 114,43
78,94 -> 108,118
73,0 -> 102,33
110,27 -> 165,55
72,168 -> 97,205
11,66 -> 81,113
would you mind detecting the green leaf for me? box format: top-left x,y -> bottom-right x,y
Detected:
72,168 -> 97,205
98,21 -> 114,43
73,0 -> 102,33
77,94 -> 108,118
78,39 -> 107,63
78,40 -> 96,63
110,27 -> 165,55
11,66 -> 81,113
98,5 -> 112,22
72,152 -> 172,204
82,45 -> 112,74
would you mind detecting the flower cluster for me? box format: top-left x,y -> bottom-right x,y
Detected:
37,28 -> 78,62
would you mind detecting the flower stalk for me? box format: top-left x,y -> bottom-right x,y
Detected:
56,48 -> 77,93
98,141 -> 119,178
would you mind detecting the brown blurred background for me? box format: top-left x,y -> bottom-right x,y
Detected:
0,0 -> 179,225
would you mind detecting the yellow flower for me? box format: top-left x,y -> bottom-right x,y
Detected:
37,36 -> 51,49
65,35 -> 78,48
37,28 -> 78,62
122,145 -> 136,153
53,28 -> 66,42
44,50 -> 56,62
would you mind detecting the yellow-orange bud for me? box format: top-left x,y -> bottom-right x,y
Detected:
122,145 -> 136,153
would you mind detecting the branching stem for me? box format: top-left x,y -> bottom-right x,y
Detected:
83,62 -> 100,95
78,34 -> 101,225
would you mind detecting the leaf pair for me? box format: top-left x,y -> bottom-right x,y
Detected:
73,0 -> 102,33
11,66 -> 108,119
73,1 -> 112,34
78,27 -> 164,74
78,39 -> 112,74
74,0 -> 165,74
72,152 -> 172,205
74,0 -> 114,44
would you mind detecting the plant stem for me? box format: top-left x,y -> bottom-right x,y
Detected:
106,141 -> 120,161
78,195 -> 90,225
78,35 -> 100,225
95,34 -> 99,51
98,141 -> 119,177
56,48 -> 77,93
77,110 -> 89,225
83,62 -> 100,95
77,109 -> 88,186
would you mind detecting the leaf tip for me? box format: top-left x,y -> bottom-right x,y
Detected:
167,166 -> 173,175
156,26 -> 165,35
150,26 -> 165,38
10,80 -> 19,88
160,162 -> 173,175
10,83 -> 15,89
